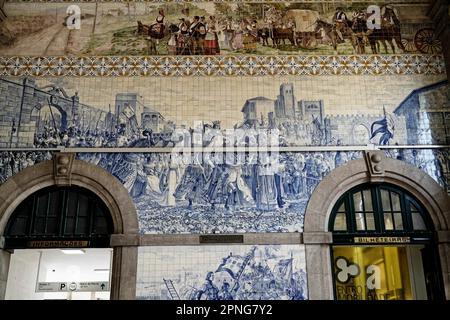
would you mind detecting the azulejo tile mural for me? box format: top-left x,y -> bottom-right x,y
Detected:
136,245 -> 307,300
79,150 -> 362,233
0,76 -> 448,149
0,148 -> 448,233
0,1 -> 442,56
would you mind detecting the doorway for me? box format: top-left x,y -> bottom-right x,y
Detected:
328,183 -> 445,300
2,185 -> 114,300
5,248 -> 112,300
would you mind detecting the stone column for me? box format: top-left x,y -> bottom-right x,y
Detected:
437,231 -> 450,299
304,232 -> 334,300
110,234 -> 139,300
0,237 -> 10,300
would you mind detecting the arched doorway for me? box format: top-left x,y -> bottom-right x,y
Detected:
329,183 -> 444,300
303,151 -> 450,300
4,185 -> 114,299
0,153 -> 139,300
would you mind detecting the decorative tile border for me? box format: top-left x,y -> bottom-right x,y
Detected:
0,54 -> 445,77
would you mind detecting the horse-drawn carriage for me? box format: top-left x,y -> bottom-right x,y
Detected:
312,4 -> 442,55
400,22 -> 442,54
259,9 -> 321,49
283,9 -> 321,49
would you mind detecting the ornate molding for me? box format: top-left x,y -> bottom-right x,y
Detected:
364,150 -> 385,178
0,54 -> 445,77
53,152 -> 75,185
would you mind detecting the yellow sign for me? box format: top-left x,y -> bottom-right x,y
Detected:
353,237 -> 410,244
27,240 -> 90,248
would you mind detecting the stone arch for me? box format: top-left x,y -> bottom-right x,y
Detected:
303,151 -> 450,299
0,153 -> 139,300
31,102 -> 68,134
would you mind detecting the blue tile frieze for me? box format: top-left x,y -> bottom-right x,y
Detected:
1,77 -> 448,149
77,150 -> 363,233
0,149 -> 448,233
136,244 -> 307,300
0,151 -> 53,184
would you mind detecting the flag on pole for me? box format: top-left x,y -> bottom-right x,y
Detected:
273,258 -> 292,279
215,254 -> 245,280
122,104 -> 135,119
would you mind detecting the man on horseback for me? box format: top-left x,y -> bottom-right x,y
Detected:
381,4 -> 400,27
332,7 -> 349,43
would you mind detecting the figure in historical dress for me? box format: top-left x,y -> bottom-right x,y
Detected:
204,163 -> 226,209
204,16 -> 220,55
223,17 -> 235,50
254,160 -> 278,210
332,7 -> 349,42
224,163 -> 253,210
194,272 -> 219,300
117,153 -> 148,198
176,18 -> 190,55
231,20 -> 244,50
149,10 -> 165,44
303,153 -> 316,195
189,16 -> 206,54
161,156 -> 179,206
174,162 -> 206,209
167,24 -> 178,55
218,281 -> 234,300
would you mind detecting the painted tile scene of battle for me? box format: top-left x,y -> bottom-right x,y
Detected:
0,75 -> 447,150
0,1 -> 442,56
136,245 -> 307,300
0,75 -> 448,234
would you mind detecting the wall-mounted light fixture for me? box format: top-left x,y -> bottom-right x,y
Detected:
61,249 -> 85,255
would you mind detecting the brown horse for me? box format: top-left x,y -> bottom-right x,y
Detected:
366,11 -> 405,54
271,27 -> 295,47
351,14 -> 369,54
314,19 -> 356,54
137,21 -> 170,55
366,27 -> 404,54
257,28 -> 271,46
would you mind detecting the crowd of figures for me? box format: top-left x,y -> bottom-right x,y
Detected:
143,8 -> 297,55
386,148 -> 449,191
315,5 -> 405,54
33,125 -> 145,148
187,247 -> 306,300
78,150 -> 363,233
137,246 -> 307,300
0,149 -> 447,233
0,151 -> 52,184
140,4 -> 411,55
